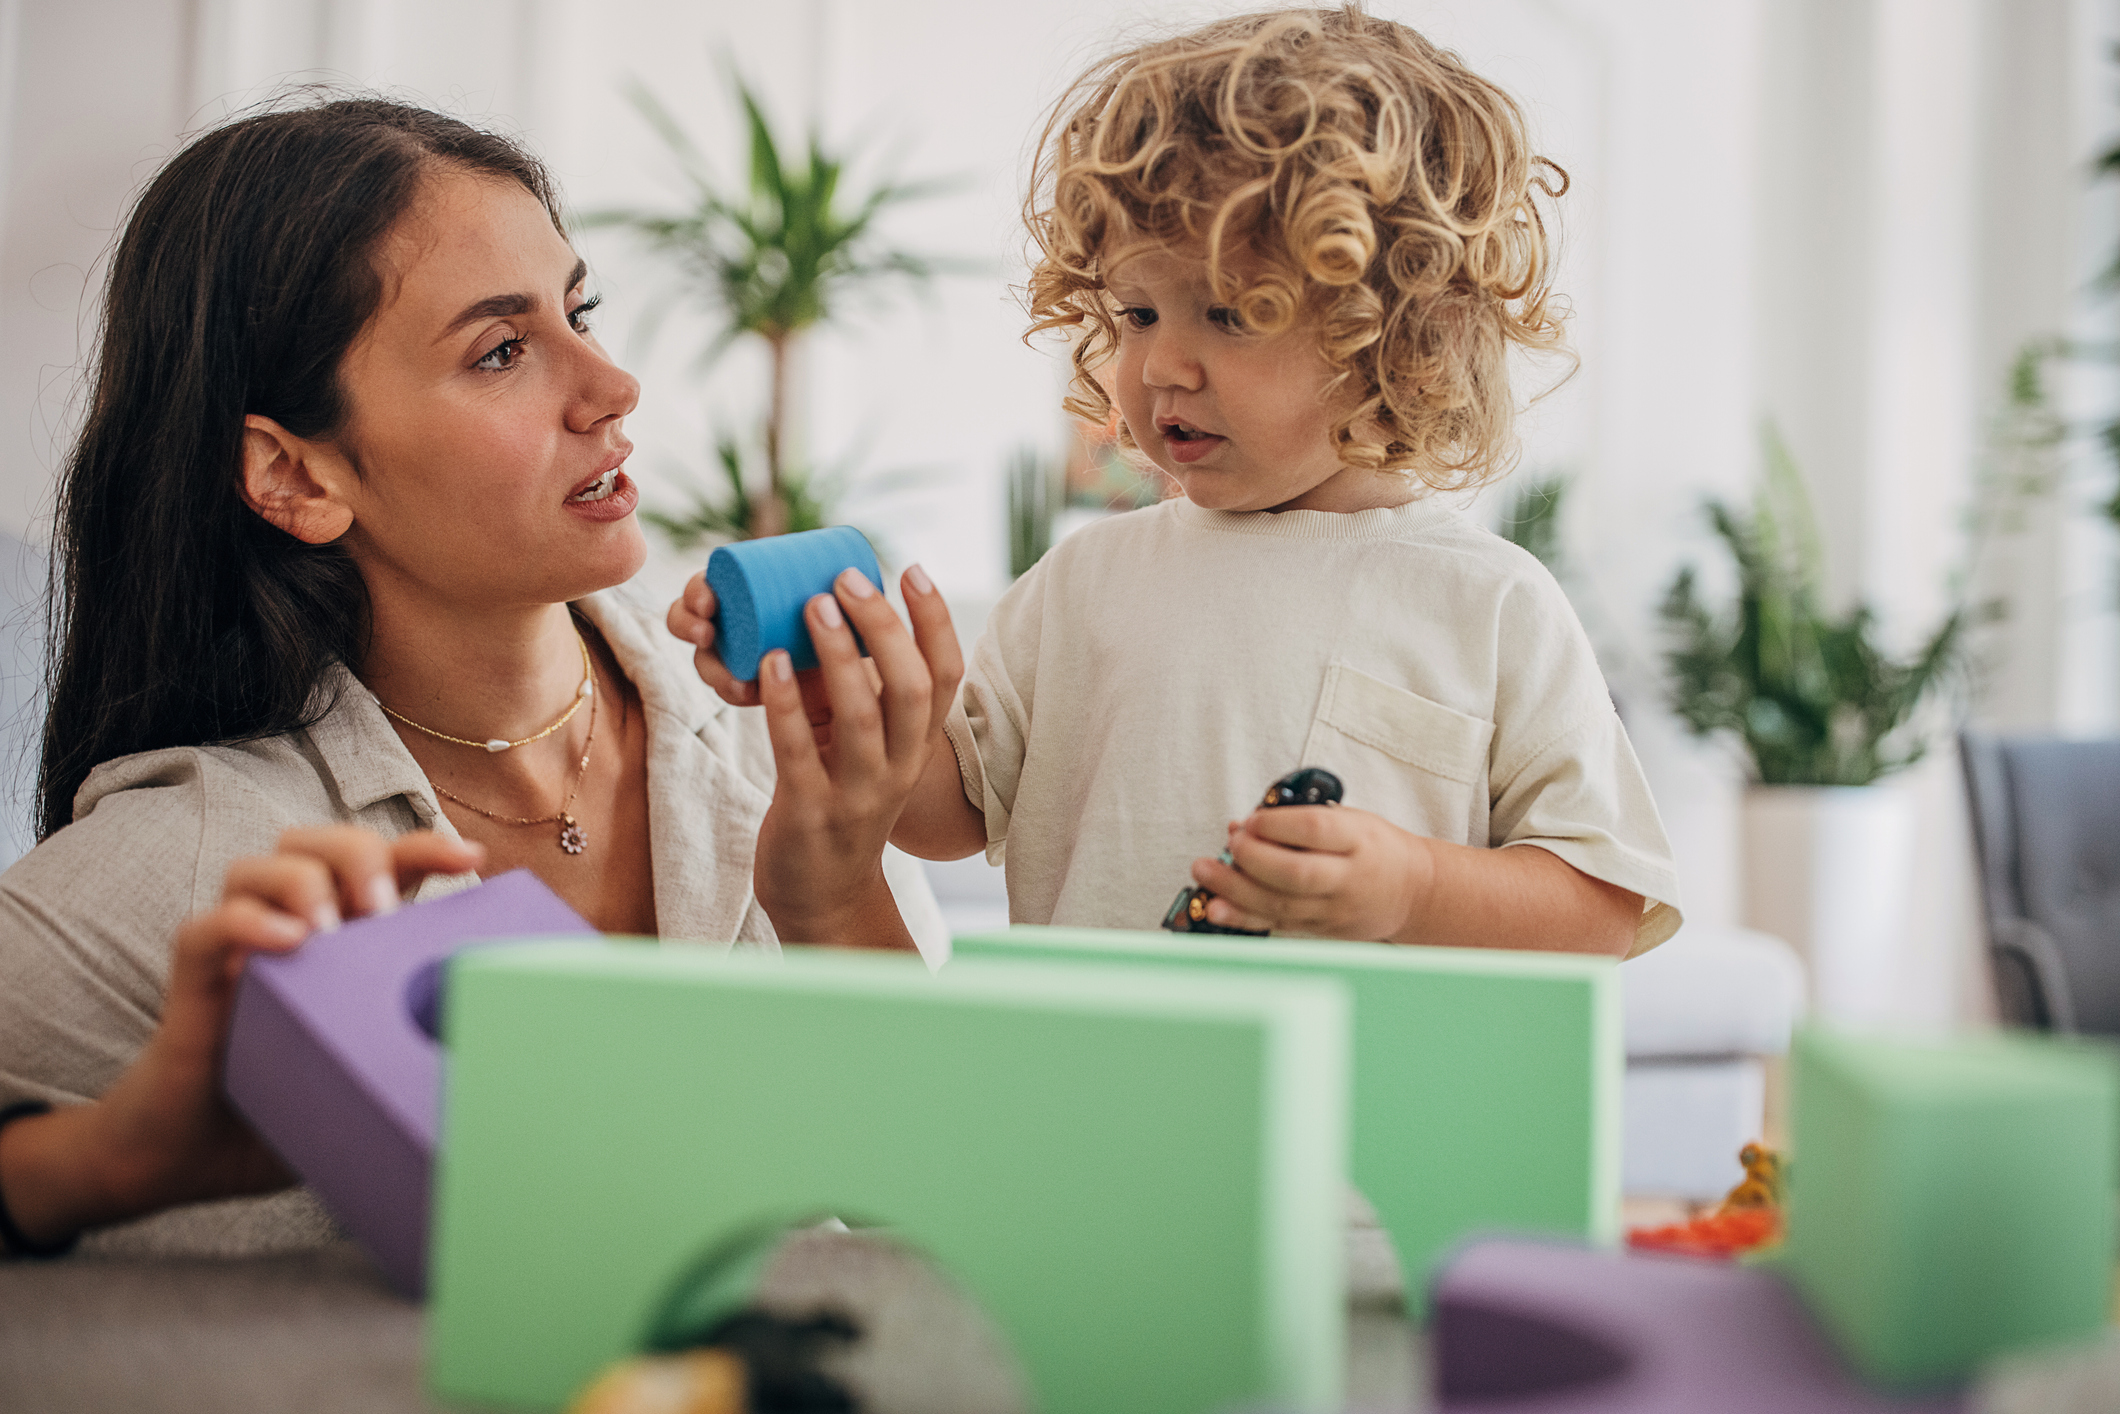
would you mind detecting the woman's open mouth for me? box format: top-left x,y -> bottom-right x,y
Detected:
568,468 -> 621,503
563,468 -> 638,522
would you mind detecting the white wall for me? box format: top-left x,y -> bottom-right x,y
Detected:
0,1 -> 2113,1018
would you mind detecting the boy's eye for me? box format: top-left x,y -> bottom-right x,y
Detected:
568,292 -> 603,334
475,336 -> 524,371
1119,306 -> 1158,330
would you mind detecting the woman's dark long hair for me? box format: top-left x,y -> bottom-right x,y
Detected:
37,98 -> 562,840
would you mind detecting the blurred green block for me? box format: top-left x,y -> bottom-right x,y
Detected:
951,927 -> 1622,1312
1786,1029 -> 2120,1388
427,943 -> 1350,1414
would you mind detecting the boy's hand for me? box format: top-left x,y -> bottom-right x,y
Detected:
1188,805 -> 1431,941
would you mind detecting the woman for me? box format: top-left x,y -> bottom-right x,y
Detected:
0,98 -> 960,1256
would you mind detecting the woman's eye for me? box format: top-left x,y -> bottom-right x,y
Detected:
1120,306 -> 1157,330
474,336 -> 524,371
568,292 -> 603,334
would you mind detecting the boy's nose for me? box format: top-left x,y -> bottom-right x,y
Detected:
1141,332 -> 1205,392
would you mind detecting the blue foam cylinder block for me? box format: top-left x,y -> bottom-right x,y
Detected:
706,526 -> 882,681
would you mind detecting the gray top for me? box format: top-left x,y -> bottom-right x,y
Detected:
0,587 -> 804,1257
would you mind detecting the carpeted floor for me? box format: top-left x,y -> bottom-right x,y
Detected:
0,1223 -> 1433,1414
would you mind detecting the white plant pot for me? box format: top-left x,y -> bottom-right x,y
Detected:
1739,784 -> 1915,1025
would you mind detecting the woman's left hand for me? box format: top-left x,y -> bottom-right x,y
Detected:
748,566 -> 962,947
0,828 -> 482,1249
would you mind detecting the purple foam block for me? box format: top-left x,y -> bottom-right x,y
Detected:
224,870 -> 592,1297
1431,1240 -> 1965,1414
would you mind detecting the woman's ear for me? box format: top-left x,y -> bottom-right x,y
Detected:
240,414 -> 355,544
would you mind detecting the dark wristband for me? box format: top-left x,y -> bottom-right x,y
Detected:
0,1101 -> 81,1259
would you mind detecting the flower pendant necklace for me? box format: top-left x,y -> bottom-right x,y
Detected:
409,661 -> 600,856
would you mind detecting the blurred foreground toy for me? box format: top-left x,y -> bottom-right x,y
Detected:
1627,1142 -> 1785,1259
569,1351 -> 745,1414
953,925 -> 1621,1321
1785,1030 -> 2117,1388
569,1223 -> 860,1414
707,525 -> 881,681
222,871 -> 591,1296
1442,1032 -> 2120,1410
1431,1238 -> 1966,1414
427,945 -> 1349,1414
1163,767 -> 1343,934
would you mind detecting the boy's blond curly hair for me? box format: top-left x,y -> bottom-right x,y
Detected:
1025,6 -> 1568,490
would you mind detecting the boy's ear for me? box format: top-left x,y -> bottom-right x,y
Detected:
239,414 -> 356,544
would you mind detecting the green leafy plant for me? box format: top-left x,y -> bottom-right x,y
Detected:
1660,431 -> 1972,786
1006,446 -> 1062,579
587,71 -> 956,540
1994,100 -> 2120,532
1999,333 -> 2120,528
641,436 -> 837,550
1497,475 -> 1568,569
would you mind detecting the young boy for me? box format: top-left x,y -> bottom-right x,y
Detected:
687,9 -> 1680,956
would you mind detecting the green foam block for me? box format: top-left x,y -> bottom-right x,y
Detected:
427,943 -> 1351,1414
950,928 -> 1622,1311
1786,1029 -> 2120,1388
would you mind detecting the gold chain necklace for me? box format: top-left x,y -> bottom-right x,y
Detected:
377,633 -> 594,753
429,683 -> 599,855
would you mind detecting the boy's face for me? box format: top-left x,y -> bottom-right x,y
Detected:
1104,246 -> 1412,514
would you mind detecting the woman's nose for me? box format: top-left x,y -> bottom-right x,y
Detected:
567,340 -> 640,433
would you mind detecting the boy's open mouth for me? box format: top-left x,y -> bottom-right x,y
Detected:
1157,417 -> 1225,463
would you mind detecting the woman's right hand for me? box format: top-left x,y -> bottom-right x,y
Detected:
0,828 -> 481,1252
673,565 -> 963,948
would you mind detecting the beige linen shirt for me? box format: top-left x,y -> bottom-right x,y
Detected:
0,587 -> 938,1257
946,497 -> 1683,955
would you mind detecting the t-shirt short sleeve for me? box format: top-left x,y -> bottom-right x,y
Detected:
1486,565 -> 1683,957
944,559 -> 1050,865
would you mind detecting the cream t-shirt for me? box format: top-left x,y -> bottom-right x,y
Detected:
944,496 -> 1682,955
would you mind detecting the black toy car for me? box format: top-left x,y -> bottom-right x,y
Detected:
1162,767 -> 1344,936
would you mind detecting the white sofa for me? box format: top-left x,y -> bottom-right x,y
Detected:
1620,923 -> 1805,1200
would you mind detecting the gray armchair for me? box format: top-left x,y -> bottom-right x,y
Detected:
1960,732 -> 2120,1034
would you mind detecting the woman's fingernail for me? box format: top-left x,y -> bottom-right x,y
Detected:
839,568 -> 877,599
905,563 -> 934,596
312,900 -> 342,934
767,651 -> 793,683
267,912 -> 310,946
366,876 -> 400,917
814,594 -> 844,630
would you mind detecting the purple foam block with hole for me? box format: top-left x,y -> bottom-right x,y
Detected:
224,870 -> 592,1298
1431,1240 -> 1965,1414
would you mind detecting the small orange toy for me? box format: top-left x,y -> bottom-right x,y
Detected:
1627,1142 -> 1786,1260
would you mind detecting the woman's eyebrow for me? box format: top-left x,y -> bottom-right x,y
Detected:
438,257 -> 589,342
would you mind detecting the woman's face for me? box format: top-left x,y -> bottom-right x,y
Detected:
329,168 -> 645,612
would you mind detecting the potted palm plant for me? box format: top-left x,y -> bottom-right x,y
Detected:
588,74 -> 953,543
1661,431 -> 1971,1021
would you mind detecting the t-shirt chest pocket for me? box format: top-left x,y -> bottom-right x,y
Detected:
1298,662 -> 1494,845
